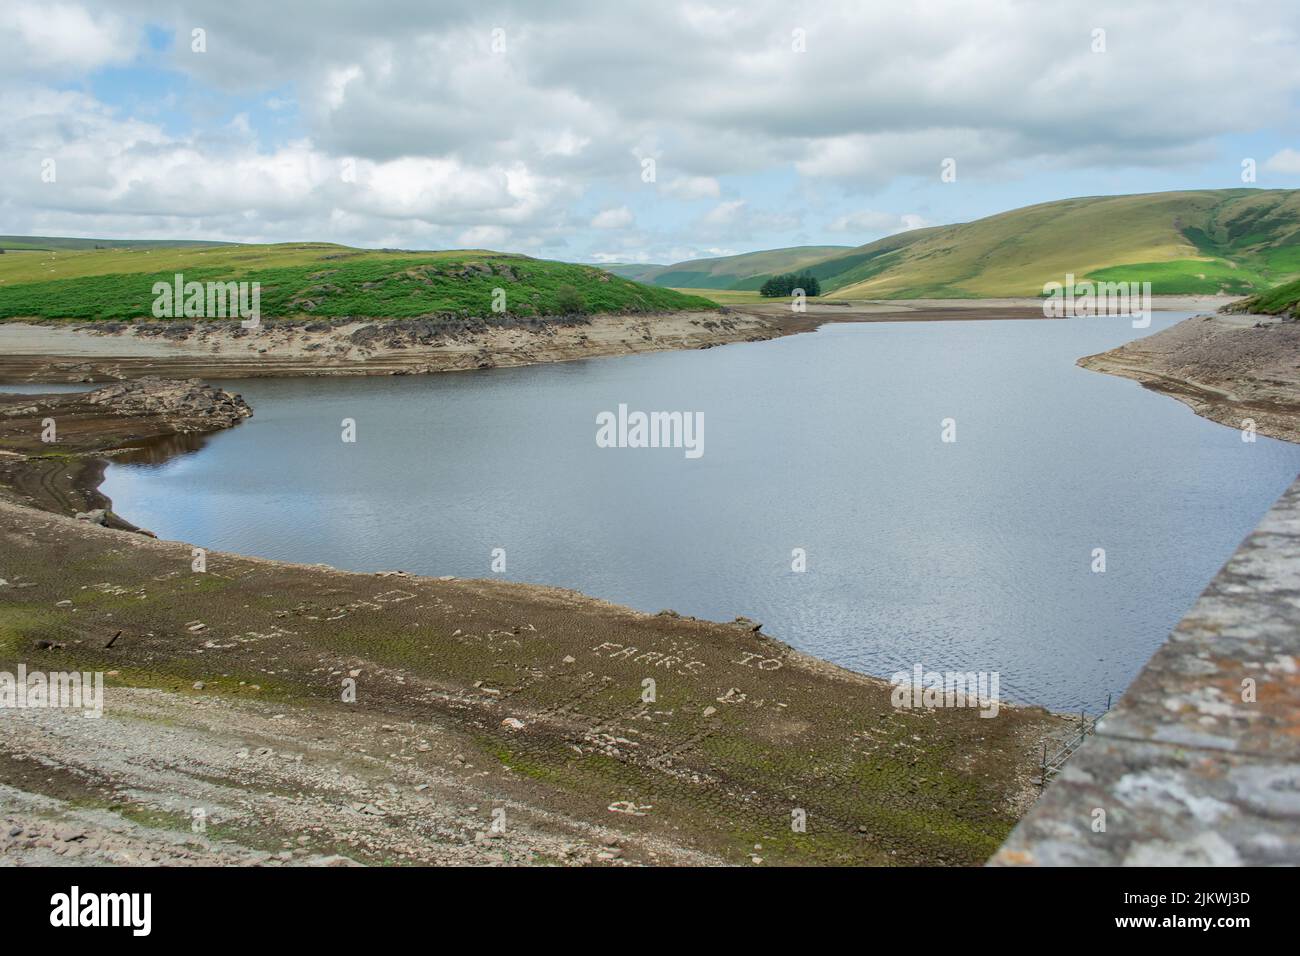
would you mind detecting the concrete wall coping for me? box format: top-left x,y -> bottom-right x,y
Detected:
991,476 -> 1300,866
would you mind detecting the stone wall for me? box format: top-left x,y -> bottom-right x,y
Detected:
991,477 -> 1300,866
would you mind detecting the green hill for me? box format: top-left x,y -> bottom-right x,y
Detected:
1222,276 -> 1300,318
798,189 -> 1300,299
595,262 -> 667,282
0,242 -> 715,322
642,245 -> 853,290
0,235 -> 236,252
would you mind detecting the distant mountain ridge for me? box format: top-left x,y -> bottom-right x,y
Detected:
635,245 -> 853,290
0,235 -> 237,252
596,263 -> 667,282
8,188 -> 1299,307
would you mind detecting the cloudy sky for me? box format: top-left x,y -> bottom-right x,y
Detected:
4,0 -> 1300,264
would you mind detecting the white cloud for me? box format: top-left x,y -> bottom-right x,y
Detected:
591,206 -> 634,229
0,85 -> 572,246
0,1 -> 136,75
1264,148 -> 1300,174
458,225 -> 510,248
828,210 -> 930,235
697,199 -> 800,237
7,1 -> 1300,256
661,175 -> 721,200
701,200 -> 746,227
126,0 -> 1300,183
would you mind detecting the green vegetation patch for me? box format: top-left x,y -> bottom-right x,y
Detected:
0,249 -> 715,322
1084,259 -> 1264,295
1224,276 -> 1300,316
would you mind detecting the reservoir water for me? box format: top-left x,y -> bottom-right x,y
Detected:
99,313 -> 1300,710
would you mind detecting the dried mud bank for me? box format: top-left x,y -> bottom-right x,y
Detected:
0,296 -> 1223,384
0,379 -> 250,531
0,380 -> 1062,866
0,311 -> 777,383
1078,313 -> 1300,444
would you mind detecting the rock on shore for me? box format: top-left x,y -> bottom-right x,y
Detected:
0,377 -> 255,523
81,377 -> 252,430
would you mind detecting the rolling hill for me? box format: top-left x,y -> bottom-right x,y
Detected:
0,235 -> 236,252
637,245 -> 853,290
596,262 -> 667,282
9,188 -> 1297,319
644,189 -> 1300,299
0,242 -> 716,322
818,189 -> 1300,298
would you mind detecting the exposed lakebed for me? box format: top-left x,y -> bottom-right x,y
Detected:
99,312 -> 1300,711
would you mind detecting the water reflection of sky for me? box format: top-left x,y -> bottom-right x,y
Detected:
100,314 -> 1300,711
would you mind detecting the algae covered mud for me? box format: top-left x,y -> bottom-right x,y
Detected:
0,381 -> 1057,867
98,311 -> 1300,712
2,309 -> 1297,868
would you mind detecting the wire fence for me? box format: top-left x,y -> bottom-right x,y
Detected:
1038,693 -> 1112,788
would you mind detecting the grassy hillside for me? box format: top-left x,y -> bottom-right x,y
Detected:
597,262 -> 666,282
667,287 -> 786,304
806,189 -> 1300,299
0,235 -> 235,252
645,245 -> 852,290
1222,276 -> 1300,317
774,228 -> 945,293
0,242 -> 716,322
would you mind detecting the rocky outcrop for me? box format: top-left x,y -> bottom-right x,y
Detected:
82,377 -> 253,430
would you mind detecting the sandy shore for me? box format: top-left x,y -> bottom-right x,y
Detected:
0,384 -> 1064,867
0,295 -> 1233,384
1078,312 -> 1300,444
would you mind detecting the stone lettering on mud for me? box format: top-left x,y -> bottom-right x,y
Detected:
732,652 -> 783,671
590,642 -> 705,676
608,800 -> 651,816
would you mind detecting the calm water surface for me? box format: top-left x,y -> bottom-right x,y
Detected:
99,313 -> 1300,710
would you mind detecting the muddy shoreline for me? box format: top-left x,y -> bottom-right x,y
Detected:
0,297 -> 1229,384
1078,312 -> 1300,444
0,380 -> 1066,867
3,299 -> 1273,866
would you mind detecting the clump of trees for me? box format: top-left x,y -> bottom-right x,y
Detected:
759,272 -> 821,297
